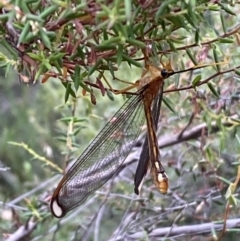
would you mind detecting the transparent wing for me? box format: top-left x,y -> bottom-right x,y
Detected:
51,89 -> 146,217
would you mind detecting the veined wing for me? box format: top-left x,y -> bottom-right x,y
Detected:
50,87 -> 147,218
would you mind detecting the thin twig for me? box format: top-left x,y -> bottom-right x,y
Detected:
7,175 -> 60,205
126,218 -> 240,240
8,142 -> 62,173
5,219 -> 37,241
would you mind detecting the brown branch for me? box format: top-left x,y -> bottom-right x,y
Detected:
177,112 -> 195,139
126,218 -> 240,240
5,219 -> 37,241
135,24 -> 240,60
164,65 -> 240,94
157,114 -> 238,149
84,63 -> 240,95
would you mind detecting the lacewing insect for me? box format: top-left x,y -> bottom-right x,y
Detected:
50,61 -> 220,218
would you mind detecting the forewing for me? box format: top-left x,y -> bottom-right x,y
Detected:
51,91 -> 146,217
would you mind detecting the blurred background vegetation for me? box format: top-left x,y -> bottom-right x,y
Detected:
0,0 -> 240,240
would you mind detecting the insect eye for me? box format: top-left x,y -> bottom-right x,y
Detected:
161,69 -> 169,78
